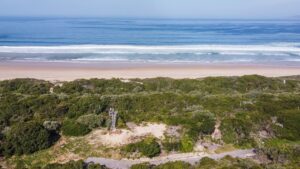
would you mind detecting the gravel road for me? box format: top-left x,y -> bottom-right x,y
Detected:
85,149 -> 256,169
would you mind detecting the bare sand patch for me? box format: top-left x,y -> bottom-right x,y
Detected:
86,123 -> 167,147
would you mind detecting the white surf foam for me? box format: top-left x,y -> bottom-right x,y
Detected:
0,44 -> 300,55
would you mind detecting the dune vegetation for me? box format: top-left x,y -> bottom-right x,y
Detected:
0,75 -> 299,168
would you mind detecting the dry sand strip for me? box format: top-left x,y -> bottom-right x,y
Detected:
1,61 -> 300,81
85,149 -> 256,169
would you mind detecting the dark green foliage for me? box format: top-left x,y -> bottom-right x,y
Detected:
0,76 -> 300,167
257,139 -> 300,164
220,118 -> 254,147
0,78 -> 52,94
54,78 -> 142,94
76,114 -> 105,129
179,135 -> 195,152
67,96 -> 103,118
52,75 -> 299,95
162,141 -> 181,152
196,157 -> 217,169
2,121 -> 57,156
43,161 -> 109,169
195,156 -> 263,169
123,137 -> 161,158
153,161 -> 192,169
62,120 -> 91,136
43,160 -> 84,169
185,114 -> 215,140
87,163 -> 108,169
130,163 -> 152,169
276,110 -> 300,140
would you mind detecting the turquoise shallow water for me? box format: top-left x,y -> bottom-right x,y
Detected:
0,17 -> 300,63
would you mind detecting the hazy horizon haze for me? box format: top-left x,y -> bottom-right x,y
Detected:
1,0 -> 300,19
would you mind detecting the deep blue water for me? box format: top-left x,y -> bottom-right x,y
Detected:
0,17 -> 300,63
1,17 -> 300,45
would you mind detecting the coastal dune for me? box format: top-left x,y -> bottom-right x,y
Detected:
1,61 -> 300,81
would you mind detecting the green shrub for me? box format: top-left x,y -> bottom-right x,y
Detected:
196,157 -> 217,169
2,121 -> 57,156
0,78 -> 52,94
76,114 -> 105,129
257,139 -> 300,164
220,118 -> 254,147
130,163 -> 152,169
62,120 -> 91,136
186,114 -> 215,140
43,160 -> 108,169
154,161 -> 192,169
180,135 -> 194,152
276,110 -> 300,141
162,141 -> 181,152
124,137 -> 161,158
1,77 -> 300,168
43,160 -> 84,169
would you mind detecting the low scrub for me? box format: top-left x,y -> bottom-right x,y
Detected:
62,120 -> 91,136
123,137 -> 161,158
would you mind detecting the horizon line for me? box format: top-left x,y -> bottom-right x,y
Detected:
0,15 -> 299,21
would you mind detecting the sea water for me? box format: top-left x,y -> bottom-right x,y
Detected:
0,17 -> 300,64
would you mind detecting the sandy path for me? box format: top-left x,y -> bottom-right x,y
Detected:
85,149 -> 255,169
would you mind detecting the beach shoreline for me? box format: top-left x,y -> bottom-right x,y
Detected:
1,61 -> 300,81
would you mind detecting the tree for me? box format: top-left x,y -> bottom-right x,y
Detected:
2,121 -> 57,156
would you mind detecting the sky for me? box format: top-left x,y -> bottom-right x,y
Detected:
0,0 -> 300,19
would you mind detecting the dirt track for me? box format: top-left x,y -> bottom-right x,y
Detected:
85,149 -> 255,169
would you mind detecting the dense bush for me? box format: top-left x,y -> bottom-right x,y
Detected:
221,118 -> 254,147
256,139 -> 300,164
195,156 -> 263,169
123,137 -> 161,158
62,120 -> 91,136
76,114 -> 105,129
195,157 -> 218,169
2,121 -> 58,156
0,76 -> 300,167
52,75 -> 299,95
162,140 -> 181,152
153,161 -> 192,169
276,110 -> 300,141
130,163 -> 152,169
0,78 -> 52,94
179,135 -> 195,152
130,157 -> 264,169
43,160 -> 108,169
185,114 -> 215,140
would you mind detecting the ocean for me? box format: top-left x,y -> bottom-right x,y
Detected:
0,17 -> 300,64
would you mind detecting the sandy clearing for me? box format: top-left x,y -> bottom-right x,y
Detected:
86,123 -> 166,147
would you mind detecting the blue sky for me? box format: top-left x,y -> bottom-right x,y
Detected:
1,0 -> 300,19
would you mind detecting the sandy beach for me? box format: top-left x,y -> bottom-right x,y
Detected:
0,61 -> 300,81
